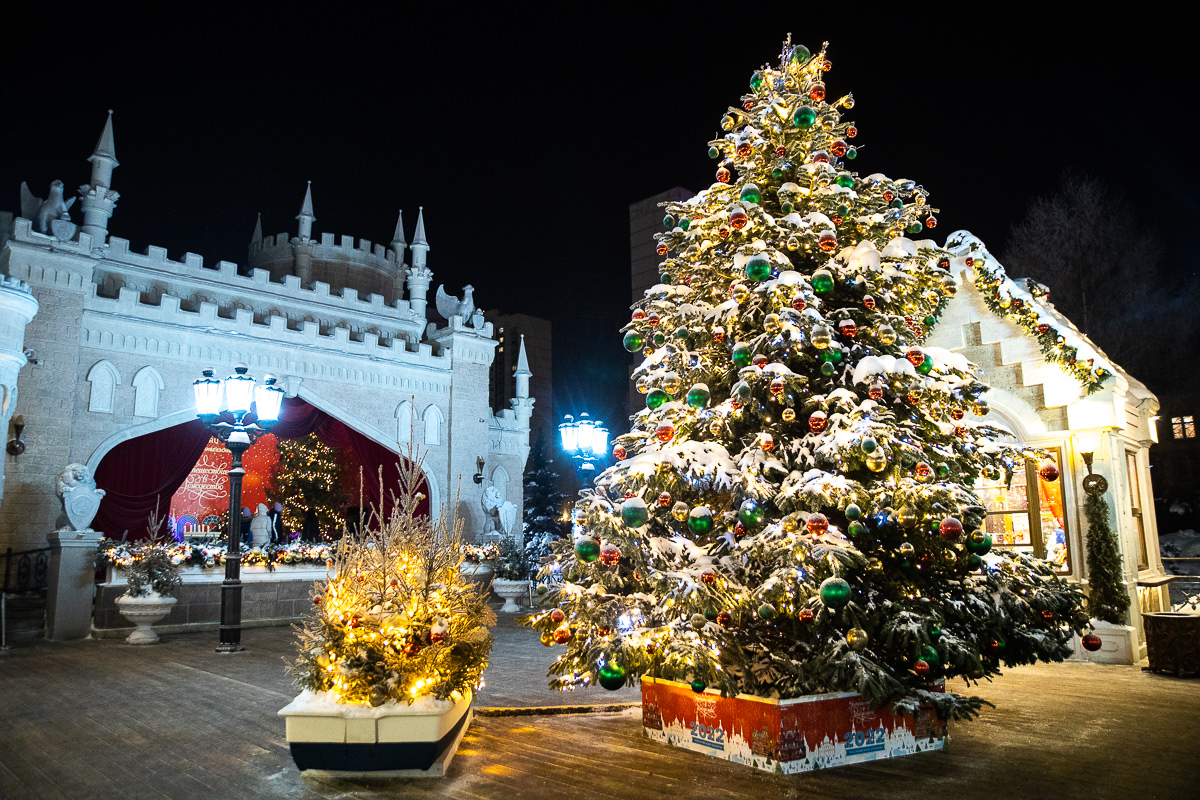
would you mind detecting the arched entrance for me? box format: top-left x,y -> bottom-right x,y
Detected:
90,398 -> 429,540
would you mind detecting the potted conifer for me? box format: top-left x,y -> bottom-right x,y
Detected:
105,509 -> 183,645
491,535 -> 533,613
279,452 -> 495,777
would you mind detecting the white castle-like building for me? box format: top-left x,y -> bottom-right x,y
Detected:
0,112 -> 533,560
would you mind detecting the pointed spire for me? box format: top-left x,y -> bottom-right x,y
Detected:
391,209 -> 407,248
296,181 -> 315,240
89,109 -> 118,170
411,206 -> 430,269
250,212 -> 263,247
514,334 -> 531,400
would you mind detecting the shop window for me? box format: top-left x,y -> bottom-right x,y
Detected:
975,448 -> 1069,572
1171,416 -> 1195,439
1127,451 -> 1149,570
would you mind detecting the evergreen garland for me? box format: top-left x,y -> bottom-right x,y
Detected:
1084,492 -> 1130,625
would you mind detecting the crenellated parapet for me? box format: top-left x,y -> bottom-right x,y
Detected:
249,230 -> 402,301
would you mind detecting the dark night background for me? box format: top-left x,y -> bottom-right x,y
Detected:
2,10 -> 1196,472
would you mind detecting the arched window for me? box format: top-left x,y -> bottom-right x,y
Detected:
491,465 -> 509,502
86,360 -> 121,413
423,404 -> 444,446
396,400 -> 414,443
132,367 -> 165,418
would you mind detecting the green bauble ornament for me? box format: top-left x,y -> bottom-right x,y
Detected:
690,679 -> 707,693
646,389 -> 669,410
738,498 -> 764,528
907,222 -> 923,235
924,315 -> 936,326
740,183 -> 762,205
967,531 -> 992,555
758,602 -> 777,620
845,503 -> 862,520
686,383 -> 711,409
688,506 -> 714,535
674,326 -> 689,340
574,538 -> 601,563
935,462 -> 951,478
652,332 -> 665,346
732,343 -> 753,367
598,663 -> 628,691
791,43 -> 811,63
920,644 -> 939,664
621,499 -> 649,528
861,436 -> 878,454
745,256 -> 771,282
662,214 -> 674,228
812,269 -> 835,295
703,606 -> 719,622
848,520 -> 867,537
622,331 -> 644,353
836,174 -> 855,189
733,380 -> 751,402
750,71 -> 765,90
819,576 -> 852,608
820,361 -> 836,377
679,218 -> 690,232
917,354 -> 934,375
793,106 -> 817,128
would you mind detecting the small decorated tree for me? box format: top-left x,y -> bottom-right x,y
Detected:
1084,491 -> 1130,625
270,434 -> 350,541
288,451 -> 494,707
522,434 -> 567,573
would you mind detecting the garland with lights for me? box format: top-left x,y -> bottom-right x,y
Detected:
956,237 -> 1112,394
98,538 -> 336,572
288,452 -> 494,707
527,38 -> 1087,721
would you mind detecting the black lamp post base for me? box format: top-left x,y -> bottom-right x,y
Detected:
216,640 -> 245,654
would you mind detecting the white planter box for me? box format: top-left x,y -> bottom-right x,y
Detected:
1072,619 -> 1138,665
278,689 -> 472,777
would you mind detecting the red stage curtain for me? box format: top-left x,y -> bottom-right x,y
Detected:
94,399 -> 427,541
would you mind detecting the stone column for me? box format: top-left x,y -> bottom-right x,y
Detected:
45,530 -> 103,640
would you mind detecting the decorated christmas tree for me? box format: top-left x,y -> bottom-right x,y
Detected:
288,452 -> 494,707
270,434 -> 351,541
527,38 -> 1087,719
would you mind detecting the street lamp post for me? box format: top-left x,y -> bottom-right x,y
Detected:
559,412 -> 609,481
193,364 -> 284,653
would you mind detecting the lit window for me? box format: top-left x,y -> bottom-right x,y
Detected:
1171,416 -> 1195,439
975,450 -> 1069,572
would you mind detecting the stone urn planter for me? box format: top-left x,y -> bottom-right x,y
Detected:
492,578 -> 528,613
115,594 -> 177,645
1142,612 -> 1200,676
279,689 -> 473,777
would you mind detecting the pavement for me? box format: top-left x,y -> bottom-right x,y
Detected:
2,604 -> 1198,799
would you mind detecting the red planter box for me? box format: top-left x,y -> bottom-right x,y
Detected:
641,677 -> 946,773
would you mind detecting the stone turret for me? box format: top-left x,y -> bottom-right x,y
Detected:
390,210 -> 407,305
510,334 -> 535,433
78,110 -> 119,245
0,276 -> 38,506
291,182 -> 315,284
405,207 -> 432,321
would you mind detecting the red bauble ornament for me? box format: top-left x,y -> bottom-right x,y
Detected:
939,516 -> 964,541
905,347 -> 925,367
312,595 -> 323,605
613,444 -> 627,460
950,407 -> 965,421
553,627 -> 572,644
809,83 -> 825,102
798,608 -> 815,623
914,462 -> 934,481
752,354 -> 769,368
830,139 -> 848,157
743,99 -> 754,111
657,491 -> 672,507
1081,633 -> 1102,652
599,543 -> 621,567
914,659 -> 931,676
736,141 -> 752,157
808,411 -> 827,434
883,190 -> 895,202
863,294 -> 876,310
775,145 -> 787,157
810,150 -> 831,164
716,610 -> 733,627
838,319 -> 857,338
700,570 -> 716,586
430,630 -> 446,645
1038,459 -> 1060,482
925,216 -> 938,228
868,383 -> 884,401
712,327 -> 725,342
656,242 -> 668,256
403,639 -> 421,656
716,167 -> 731,183
818,231 -> 838,252
770,377 -> 785,396
656,421 -> 675,442
759,433 -> 774,451
1041,610 -> 1054,621
730,207 -> 748,229
717,225 -> 731,239
806,512 -> 829,535
846,125 -> 858,138
647,311 -> 660,327
632,310 -> 646,323
791,297 -> 806,312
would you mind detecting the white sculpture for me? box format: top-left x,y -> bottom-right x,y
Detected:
481,485 -> 517,537
55,463 -> 105,531
20,180 -> 75,234
435,284 -> 475,323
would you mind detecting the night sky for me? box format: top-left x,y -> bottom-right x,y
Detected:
3,10 -> 1195,434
